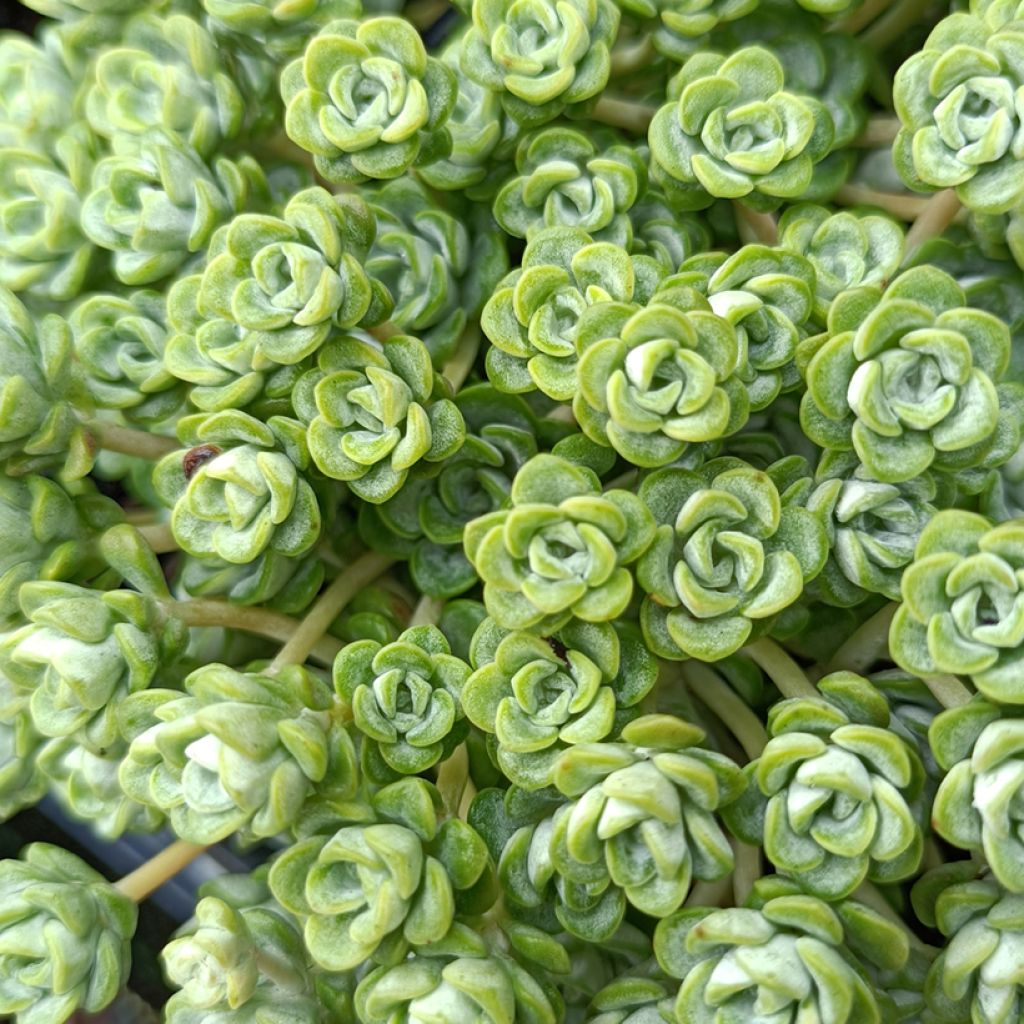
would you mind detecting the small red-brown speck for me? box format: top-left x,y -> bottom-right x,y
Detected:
182,444 -> 221,480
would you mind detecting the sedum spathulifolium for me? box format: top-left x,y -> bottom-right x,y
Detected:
4,1 -> 1024,1022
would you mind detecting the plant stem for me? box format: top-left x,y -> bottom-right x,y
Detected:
115,840 -> 208,903
732,840 -> 761,906
85,421 -> 178,460
369,321 -> 403,342
922,674 -> 974,709
436,743 -> 469,819
904,188 -> 962,260
404,0 -> 450,28
136,521 -> 178,555
821,602 -> 898,677
828,0 -> 894,35
852,115 -> 901,147
854,881 -> 935,956
165,598 -> 343,666
610,35 -> 656,76
861,0 -> 941,51
835,184 -> 932,220
408,594 -> 445,628
682,662 -> 768,760
442,325 -> 482,391
685,875 -> 732,908
591,95 -> 656,133
733,203 -> 779,246
742,638 -> 819,700
268,550 -> 396,672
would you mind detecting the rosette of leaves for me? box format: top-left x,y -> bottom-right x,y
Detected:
503,716 -> 744,932
0,843 -> 137,1024
0,580 -> 187,754
806,450 -> 937,606
68,290 -> 187,425
270,777 -> 490,970
800,266 -> 1023,483
665,245 -> 813,410
463,453 -> 656,632
293,333 -> 466,503
153,410 -> 322,567
0,691 -> 47,824
201,0 -> 360,60
654,875 -> 910,1024
483,227 -> 662,401
493,128 -> 646,247
163,276 -> 308,416
462,617 -> 658,789
585,978 -> 676,1024
361,386 -> 539,598
778,204 -> 905,324
0,133 -> 94,303
930,698 -> 1024,891
724,671 -> 925,899
891,510 -> 1024,702
418,37 -> 519,199
459,0 -> 619,128
893,12 -> 1024,214
84,13 -> 244,157
334,625 -> 469,777
36,736 -> 164,840
982,444 -> 1024,521
649,46 -> 835,211
365,178 -> 508,365
573,291 -> 748,467
281,17 -> 456,184
629,0 -> 757,63
913,865 -> 1024,1023
196,187 -> 387,367
0,32 -> 76,152
628,190 -> 713,273
0,474 -> 121,631
120,662 -> 352,843
80,138 -> 263,288
636,458 -> 827,660
163,895 -> 317,1022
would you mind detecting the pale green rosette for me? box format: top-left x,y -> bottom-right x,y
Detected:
463,453 -> 656,633
0,32 -> 77,152
890,510 -> 1024,703
0,843 -> 137,1024
201,0 -> 361,60
282,17 -> 456,184
269,777 -> 490,970
573,292 -> 748,467
460,0 -> 620,127
649,47 -> 835,211
800,266 -> 1022,483
637,459 -> 828,660
724,672 -> 925,900
153,410 -> 323,567
120,663 -> 355,844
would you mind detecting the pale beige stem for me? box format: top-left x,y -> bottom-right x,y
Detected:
369,321 -> 403,342
86,420 -> 178,460
828,0 -> 894,35
409,594 -> 446,628
742,638 -> 819,700
136,522 -> 178,555
268,551 -> 396,672
821,602 -> 898,677
404,0 -> 450,28
115,841 -> 208,903
732,839 -> 761,907
166,599 -> 343,667
591,95 -> 656,133
904,188 -> 962,260
683,661 -> 768,760
835,184 -> 932,220
442,325 -> 482,392
685,875 -> 732,908
734,203 -> 778,246
922,674 -> 974,709
861,0 -> 942,51
610,35 -> 656,76
852,115 -> 902,148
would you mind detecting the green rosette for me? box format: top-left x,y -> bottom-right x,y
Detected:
628,189 -> 713,272
201,0 -> 361,60
463,453 -> 656,633
637,458 -> 827,660
281,17 -> 456,184
0,31 -> 77,152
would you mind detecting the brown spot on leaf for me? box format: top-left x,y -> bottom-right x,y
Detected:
182,444 -> 221,480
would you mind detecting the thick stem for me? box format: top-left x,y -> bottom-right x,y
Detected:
835,184 -> 932,220
922,674 -> 974,709
732,840 -> 761,907
828,0 -> 895,35
683,662 -> 768,760
821,602 -> 898,677
742,638 -> 819,700
610,35 -> 656,76
85,421 -> 178,460
268,550 -> 395,672
115,841 -> 208,903
404,0 -> 450,28
852,115 -> 901,148
136,521 -> 178,555
734,203 -> 778,246
685,875 -> 732,908
408,594 -> 446,628
436,743 -> 469,819
369,321 -> 403,342
860,0 -> 941,51
442,325 -> 482,392
591,95 -> 656,133
165,599 -> 343,667
903,188 -> 962,260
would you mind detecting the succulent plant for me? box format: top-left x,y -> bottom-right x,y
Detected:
0,32 -> 77,152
